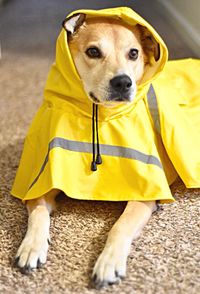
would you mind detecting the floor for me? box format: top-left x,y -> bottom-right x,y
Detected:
0,1 -> 199,293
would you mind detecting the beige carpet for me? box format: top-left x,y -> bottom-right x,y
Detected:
1,0 -> 200,292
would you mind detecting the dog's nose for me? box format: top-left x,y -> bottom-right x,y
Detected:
110,75 -> 132,93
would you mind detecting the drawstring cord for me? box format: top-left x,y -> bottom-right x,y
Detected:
91,104 -> 96,171
91,103 -> 102,171
95,104 -> 102,165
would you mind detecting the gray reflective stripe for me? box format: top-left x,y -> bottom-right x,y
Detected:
147,84 -> 161,134
29,137 -> 163,190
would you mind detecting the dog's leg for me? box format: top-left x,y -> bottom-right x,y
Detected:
15,189 -> 59,274
92,200 -> 157,288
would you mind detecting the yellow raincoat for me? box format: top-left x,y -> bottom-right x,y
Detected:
11,7 -> 200,203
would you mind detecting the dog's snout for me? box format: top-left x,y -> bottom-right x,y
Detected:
110,75 -> 132,93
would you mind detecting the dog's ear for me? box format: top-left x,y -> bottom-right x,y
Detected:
62,13 -> 86,35
136,24 -> 160,62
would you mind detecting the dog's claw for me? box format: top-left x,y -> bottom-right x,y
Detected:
91,272 -> 122,289
115,270 -> 125,279
95,282 -> 106,290
93,280 -> 107,290
14,256 -> 44,273
92,277 -> 121,290
92,274 -> 97,282
37,259 -> 43,269
13,256 -> 20,267
20,265 -> 32,275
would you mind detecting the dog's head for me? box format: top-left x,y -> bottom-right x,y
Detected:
63,14 -> 160,106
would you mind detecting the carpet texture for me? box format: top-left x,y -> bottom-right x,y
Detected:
0,1 -> 200,293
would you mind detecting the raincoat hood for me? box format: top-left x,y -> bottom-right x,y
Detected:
44,7 -> 168,119
11,7 -> 200,203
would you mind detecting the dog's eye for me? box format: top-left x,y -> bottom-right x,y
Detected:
128,48 -> 139,61
85,47 -> 102,58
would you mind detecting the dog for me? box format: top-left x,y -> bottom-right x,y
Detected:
14,13 -> 160,289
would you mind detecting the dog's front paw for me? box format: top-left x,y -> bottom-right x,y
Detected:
92,244 -> 127,289
14,233 -> 50,274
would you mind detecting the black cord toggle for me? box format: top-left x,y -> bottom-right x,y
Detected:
96,154 -> 102,165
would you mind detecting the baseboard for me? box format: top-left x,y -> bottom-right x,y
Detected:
157,0 -> 200,57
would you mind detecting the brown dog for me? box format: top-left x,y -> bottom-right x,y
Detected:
15,14 -> 159,289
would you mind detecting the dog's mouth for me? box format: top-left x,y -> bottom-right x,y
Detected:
89,91 -> 133,105
107,92 -> 132,102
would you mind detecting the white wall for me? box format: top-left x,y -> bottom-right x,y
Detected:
157,0 -> 200,56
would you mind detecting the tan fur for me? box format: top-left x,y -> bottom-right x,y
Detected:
15,16 -> 158,288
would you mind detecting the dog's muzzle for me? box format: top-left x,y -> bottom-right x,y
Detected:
109,74 -> 133,101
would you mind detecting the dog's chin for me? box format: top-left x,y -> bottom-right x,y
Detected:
89,91 -> 136,107
108,96 -> 132,103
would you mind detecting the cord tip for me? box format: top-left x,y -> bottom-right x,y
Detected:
91,161 -> 97,171
96,154 -> 102,164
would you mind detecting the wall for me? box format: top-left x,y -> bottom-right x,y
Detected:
157,0 -> 200,57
